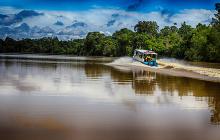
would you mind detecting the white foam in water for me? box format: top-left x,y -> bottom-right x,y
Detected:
109,57 -> 133,66
108,57 -> 158,68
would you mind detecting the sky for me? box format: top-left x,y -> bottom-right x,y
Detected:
0,0 -> 218,11
0,0 -> 219,40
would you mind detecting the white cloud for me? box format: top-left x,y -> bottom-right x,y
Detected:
0,6 -> 21,14
169,9 -> 214,27
0,6 -> 215,40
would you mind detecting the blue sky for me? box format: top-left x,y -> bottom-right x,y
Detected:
0,0 -> 219,40
0,0 -> 218,11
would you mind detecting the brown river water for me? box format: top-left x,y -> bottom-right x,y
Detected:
0,55 -> 220,140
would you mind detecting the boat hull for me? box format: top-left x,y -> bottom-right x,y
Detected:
133,57 -> 158,67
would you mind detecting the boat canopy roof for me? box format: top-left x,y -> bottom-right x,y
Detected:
135,49 -> 157,55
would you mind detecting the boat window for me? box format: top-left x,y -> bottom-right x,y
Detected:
151,54 -> 157,61
138,53 -> 142,58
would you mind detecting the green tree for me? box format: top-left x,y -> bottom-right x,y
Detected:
185,24 -> 211,61
207,28 -> 220,62
160,26 -> 172,36
207,3 -> 220,62
68,39 -> 85,55
132,33 -> 149,50
113,28 -> 134,56
172,22 -> 193,58
178,22 -> 193,39
159,24 -> 181,56
212,3 -> 220,27
101,37 -> 117,56
84,32 -> 105,56
134,21 -> 159,37
0,39 -> 3,52
4,37 -> 16,52
144,36 -> 166,54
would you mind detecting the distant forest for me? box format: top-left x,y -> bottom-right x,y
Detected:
0,3 -> 220,62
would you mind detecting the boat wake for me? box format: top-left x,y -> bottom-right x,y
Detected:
108,57 -> 220,82
108,57 -> 133,66
108,57 -> 158,68
158,60 -> 220,78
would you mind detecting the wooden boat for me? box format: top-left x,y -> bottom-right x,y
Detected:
133,49 -> 158,66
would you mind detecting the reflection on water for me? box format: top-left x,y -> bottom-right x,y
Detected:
84,63 -> 220,124
0,57 -> 220,140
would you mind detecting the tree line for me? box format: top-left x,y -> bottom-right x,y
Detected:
0,3 -> 220,62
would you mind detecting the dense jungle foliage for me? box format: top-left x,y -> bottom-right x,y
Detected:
0,3 -> 220,62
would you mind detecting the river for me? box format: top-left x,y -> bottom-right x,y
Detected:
0,55 -> 220,140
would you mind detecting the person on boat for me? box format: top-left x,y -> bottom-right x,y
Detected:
146,55 -> 151,62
